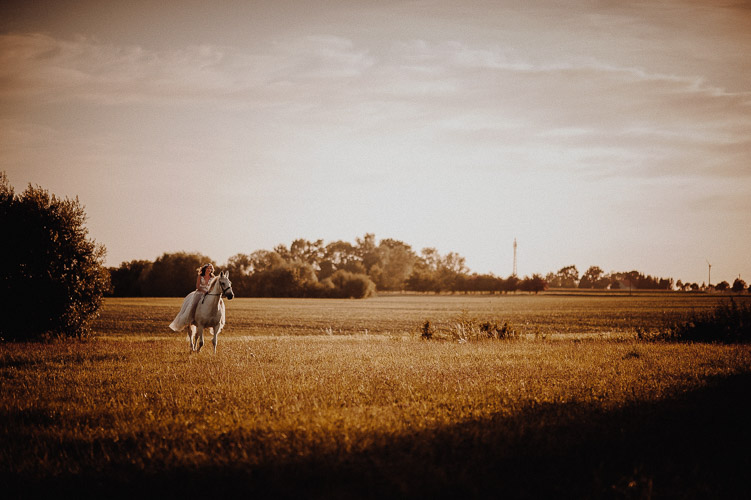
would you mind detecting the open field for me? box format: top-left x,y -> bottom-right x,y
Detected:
2,294 -> 751,498
93,292 -> 747,338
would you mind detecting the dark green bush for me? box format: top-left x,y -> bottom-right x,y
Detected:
421,320 -> 434,340
668,299 -> 750,343
0,173 -> 109,340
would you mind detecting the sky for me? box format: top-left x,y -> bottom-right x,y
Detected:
1,0 -> 750,285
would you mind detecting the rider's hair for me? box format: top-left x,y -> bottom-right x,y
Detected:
197,264 -> 214,276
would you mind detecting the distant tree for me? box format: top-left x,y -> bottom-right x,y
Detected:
375,239 -> 417,291
248,260 -> 318,297
355,233 -> 380,273
503,275 -> 521,293
579,266 -> 598,288
109,259 -> 152,297
556,265 -> 579,288
520,274 -> 547,294
658,278 -> 674,290
732,278 -> 746,293
716,281 -> 730,292
406,267 -> 441,293
0,172 -> 110,339
545,272 -> 558,287
324,270 -> 376,298
249,249 -> 285,273
463,273 -> 506,294
289,239 -> 324,267
141,252 -> 213,297
319,240 -> 361,280
438,252 -> 468,292
224,253 -> 254,296
419,248 -> 441,272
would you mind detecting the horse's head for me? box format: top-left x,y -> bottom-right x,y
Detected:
218,270 -> 234,300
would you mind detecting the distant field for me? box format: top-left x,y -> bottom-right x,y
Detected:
3,293 -> 750,498
94,292 -> 749,338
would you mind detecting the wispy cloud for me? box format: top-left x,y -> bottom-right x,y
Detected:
2,29 -> 749,186
0,33 -> 375,105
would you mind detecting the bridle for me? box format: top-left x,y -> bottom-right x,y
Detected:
201,280 -> 233,304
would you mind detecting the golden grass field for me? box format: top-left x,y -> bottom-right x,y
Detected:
2,293 -> 750,498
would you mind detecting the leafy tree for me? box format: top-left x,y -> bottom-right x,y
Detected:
550,265 -> 579,288
375,239 -> 416,291
247,260 -> 318,297
319,240 -> 361,280
520,274 -> 548,294
732,278 -> 747,294
406,267 -> 441,293
141,252 -> 213,297
0,173 -> 110,339
324,270 -> 376,298
716,281 -> 730,292
249,249 -> 286,273
289,239 -> 324,267
579,266 -> 606,289
109,259 -> 152,297
503,274 -> 521,293
438,252 -> 468,292
419,248 -> 441,272
224,253 -> 254,295
355,233 -> 380,273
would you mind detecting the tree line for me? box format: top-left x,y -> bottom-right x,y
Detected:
108,234 -> 551,298
6,169 -> 745,342
545,265 -> 674,290
108,234 -> 730,298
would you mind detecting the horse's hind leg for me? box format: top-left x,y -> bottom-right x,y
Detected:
188,324 -> 196,351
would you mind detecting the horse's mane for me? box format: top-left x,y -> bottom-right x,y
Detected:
208,276 -> 219,290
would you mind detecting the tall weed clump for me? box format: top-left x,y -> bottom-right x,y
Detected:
667,299 -> 751,343
420,310 -> 517,342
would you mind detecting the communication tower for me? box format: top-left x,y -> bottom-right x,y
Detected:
513,238 -> 517,277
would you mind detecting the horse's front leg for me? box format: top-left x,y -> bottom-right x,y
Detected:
196,325 -> 205,352
212,325 -> 222,354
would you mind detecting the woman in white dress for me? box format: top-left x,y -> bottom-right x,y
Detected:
169,263 -> 215,332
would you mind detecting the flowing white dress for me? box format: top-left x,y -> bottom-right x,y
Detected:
169,276 -> 211,331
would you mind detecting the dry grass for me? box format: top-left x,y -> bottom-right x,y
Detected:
2,294 -> 751,497
93,293 -> 745,337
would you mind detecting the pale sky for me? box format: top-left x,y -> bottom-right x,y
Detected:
2,0 -> 750,285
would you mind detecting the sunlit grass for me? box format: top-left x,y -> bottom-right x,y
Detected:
2,337 -> 749,477
3,294 -> 751,497
93,293 -> 746,337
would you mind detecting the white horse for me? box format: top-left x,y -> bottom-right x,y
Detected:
189,271 -> 234,353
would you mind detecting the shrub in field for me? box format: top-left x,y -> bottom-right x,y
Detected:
324,270 -> 376,298
420,320 -> 434,340
667,299 -> 751,343
479,320 -> 516,339
0,172 -> 109,340
422,311 -> 517,342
